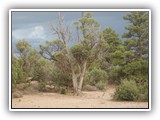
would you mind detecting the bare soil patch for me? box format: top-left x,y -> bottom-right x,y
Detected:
12,84 -> 148,108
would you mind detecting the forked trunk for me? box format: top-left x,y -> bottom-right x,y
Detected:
72,60 -> 87,95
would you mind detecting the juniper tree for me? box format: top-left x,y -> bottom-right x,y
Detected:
40,12 -> 105,95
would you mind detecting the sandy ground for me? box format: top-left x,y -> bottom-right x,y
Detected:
12,85 -> 148,108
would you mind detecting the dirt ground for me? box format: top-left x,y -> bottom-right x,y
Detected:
12,85 -> 148,108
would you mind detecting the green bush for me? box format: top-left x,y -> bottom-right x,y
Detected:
34,59 -> 54,82
12,57 -> 27,89
125,75 -> 148,101
85,68 -> 108,88
114,79 -> 139,101
108,65 -> 123,84
34,59 -> 72,93
51,67 -> 72,88
138,81 -> 148,101
95,81 -> 107,90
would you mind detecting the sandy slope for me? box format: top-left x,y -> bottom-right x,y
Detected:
12,85 -> 148,108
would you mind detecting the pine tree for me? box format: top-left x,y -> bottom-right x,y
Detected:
122,11 -> 149,60
122,11 -> 149,80
121,12 -> 149,101
102,28 -> 125,83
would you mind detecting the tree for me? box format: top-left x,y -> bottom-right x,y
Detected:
102,28 -> 125,83
121,12 -> 149,100
16,40 -> 32,77
16,40 -> 42,80
40,12 -> 104,95
122,12 -> 149,80
122,11 -> 149,60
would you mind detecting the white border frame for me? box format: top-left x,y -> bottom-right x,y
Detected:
9,9 -> 151,111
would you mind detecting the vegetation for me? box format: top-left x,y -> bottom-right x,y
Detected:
114,79 -> 139,101
12,11 -> 149,101
85,68 -> 108,90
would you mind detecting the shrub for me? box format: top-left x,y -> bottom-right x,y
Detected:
12,57 -> 27,89
51,67 -> 72,88
138,81 -> 149,101
34,59 -> 54,82
85,68 -> 108,87
95,81 -> 107,90
114,79 -> 139,101
125,75 -> 149,101
108,65 -> 123,84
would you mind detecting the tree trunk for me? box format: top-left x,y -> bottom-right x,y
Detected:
72,71 -> 78,94
77,60 -> 87,95
72,60 -> 87,95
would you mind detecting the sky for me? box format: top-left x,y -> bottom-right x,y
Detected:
12,11 -> 130,50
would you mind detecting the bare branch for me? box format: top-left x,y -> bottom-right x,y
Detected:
50,21 -> 61,39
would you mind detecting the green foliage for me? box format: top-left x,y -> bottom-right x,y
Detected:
123,12 -> 149,38
85,68 -> 108,88
102,28 -> 126,84
40,39 -> 65,60
114,79 -> 139,101
95,81 -> 107,90
123,59 -> 148,78
76,12 -> 101,45
12,56 -> 27,88
16,40 -> 39,78
108,65 -> 123,84
36,60 -> 72,92
109,50 -> 125,65
16,39 -> 31,55
53,51 -> 65,61
51,67 -> 72,88
123,38 -> 137,51
122,12 -> 149,60
27,49 -> 41,77
35,59 -> 56,92
34,59 -> 54,82
138,81 -> 148,101
70,43 -> 89,64
103,28 -> 122,53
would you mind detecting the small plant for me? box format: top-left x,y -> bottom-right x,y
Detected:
114,79 -> 139,101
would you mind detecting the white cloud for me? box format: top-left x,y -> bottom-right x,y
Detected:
12,25 -> 46,40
